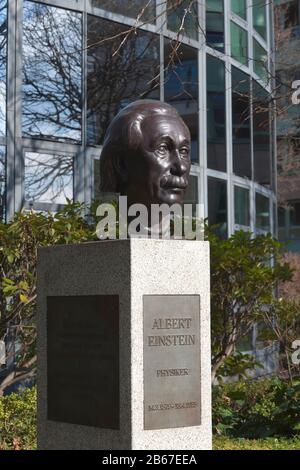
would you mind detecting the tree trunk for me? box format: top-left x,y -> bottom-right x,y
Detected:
211,342 -> 235,383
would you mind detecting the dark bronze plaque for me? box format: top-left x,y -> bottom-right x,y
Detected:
47,295 -> 119,428
143,295 -> 201,430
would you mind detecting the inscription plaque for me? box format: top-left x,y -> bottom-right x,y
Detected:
47,295 -> 119,429
143,295 -> 201,430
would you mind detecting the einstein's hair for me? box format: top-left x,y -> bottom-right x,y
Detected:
99,100 -> 189,193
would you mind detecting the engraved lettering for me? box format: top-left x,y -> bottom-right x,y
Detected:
148,401 -> 198,411
151,318 -> 192,330
156,368 -> 189,377
147,334 -> 196,346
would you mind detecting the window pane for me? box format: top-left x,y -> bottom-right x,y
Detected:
236,331 -> 253,352
87,16 -> 160,146
284,1 -> 300,28
275,1 -> 300,41
278,203 -> 300,251
208,177 -> 227,238
253,39 -> 268,82
206,0 -> 224,52
278,206 -> 286,240
231,22 -> 248,65
24,152 -> 73,204
22,2 -> 82,142
184,175 -> 198,204
290,201 -> 300,239
256,193 -> 270,231
253,0 -> 267,39
94,158 -> 100,201
91,0 -> 155,23
183,174 -> 198,217
0,1 -> 6,136
253,82 -> 271,187
231,0 -> 246,20
234,186 -> 250,226
232,67 -> 251,178
273,202 -> 277,236
0,146 -> 5,220
167,0 -> 198,40
164,41 -> 198,163
207,55 -> 226,172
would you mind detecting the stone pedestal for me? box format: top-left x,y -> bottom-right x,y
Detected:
37,239 -> 212,450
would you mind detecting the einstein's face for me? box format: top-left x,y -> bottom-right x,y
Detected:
125,114 -> 191,208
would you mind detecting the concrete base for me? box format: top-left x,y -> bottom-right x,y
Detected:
37,239 -> 211,450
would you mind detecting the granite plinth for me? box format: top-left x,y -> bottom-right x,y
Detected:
37,239 -> 211,450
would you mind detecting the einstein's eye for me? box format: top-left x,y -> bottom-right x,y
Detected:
180,147 -> 190,158
157,143 -> 168,155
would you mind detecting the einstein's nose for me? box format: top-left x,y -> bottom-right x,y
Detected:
170,149 -> 188,176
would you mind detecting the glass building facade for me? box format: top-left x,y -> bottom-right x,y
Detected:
275,0 -> 300,253
0,0 -> 276,241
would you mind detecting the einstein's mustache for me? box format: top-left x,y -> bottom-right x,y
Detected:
160,176 -> 188,189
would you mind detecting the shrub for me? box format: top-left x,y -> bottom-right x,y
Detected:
206,228 -> 293,382
0,203 -> 96,394
0,387 -> 37,450
213,377 -> 300,438
213,436 -> 300,450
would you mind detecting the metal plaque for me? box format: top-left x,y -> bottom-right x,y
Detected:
143,295 -> 201,430
47,295 -> 119,429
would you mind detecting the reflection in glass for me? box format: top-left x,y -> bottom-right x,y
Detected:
232,67 -> 251,178
206,0 -> 224,52
290,201 -> 300,239
253,39 -> 268,82
236,332 -> 253,352
164,41 -> 198,163
253,0 -> 267,39
278,203 -> 300,250
273,202 -> 277,236
0,1 -> 6,136
277,0 -> 299,32
231,21 -> 248,65
208,177 -> 227,238
184,175 -> 198,204
22,2 -> 82,142
231,0 -> 246,20
278,205 -> 286,240
234,186 -> 250,226
0,146 -> 5,220
184,175 -> 198,217
24,152 -> 73,204
94,158 -> 100,201
87,16 -> 159,145
91,0 -> 155,23
207,55 -> 226,172
167,0 -> 198,40
256,193 -> 270,231
253,82 -> 271,187
284,1 -> 299,29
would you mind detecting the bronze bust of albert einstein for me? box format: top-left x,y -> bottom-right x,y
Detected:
99,100 -> 191,212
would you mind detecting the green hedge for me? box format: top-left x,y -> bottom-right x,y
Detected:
213,377 -> 300,438
213,436 -> 300,450
1,381 -> 300,450
0,387 -> 37,450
